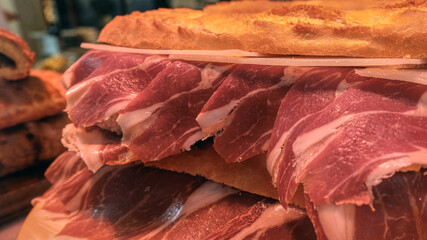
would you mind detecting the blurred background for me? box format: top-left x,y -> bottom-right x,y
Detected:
0,0 -> 223,72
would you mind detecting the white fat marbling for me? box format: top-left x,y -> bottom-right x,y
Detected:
318,204 -> 356,240
140,182 -> 236,240
230,204 -> 304,240
74,127 -> 108,172
118,64 -> 230,134
182,129 -> 204,151
364,148 -> 427,204
17,202 -> 80,240
404,92 -> 427,117
196,99 -> 240,132
117,102 -> 163,134
196,74 -> 295,133
355,68 -> 427,86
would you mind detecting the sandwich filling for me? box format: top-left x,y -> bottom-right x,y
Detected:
25,151 -> 316,240
58,49 -> 427,240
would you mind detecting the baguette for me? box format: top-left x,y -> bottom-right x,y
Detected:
99,0 -> 427,58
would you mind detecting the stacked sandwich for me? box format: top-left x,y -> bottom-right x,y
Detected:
20,1 -> 426,239
0,29 -> 67,177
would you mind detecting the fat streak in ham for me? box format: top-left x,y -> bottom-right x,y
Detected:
307,170 -> 427,240
291,79 -> 427,206
24,151 -> 316,240
62,50 -> 110,89
266,67 -> 367,205
61,124 -> 129,172
65,51 -> 170,131
196,64 -> 294,162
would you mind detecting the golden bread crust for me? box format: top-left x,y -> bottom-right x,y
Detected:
0,29 -> 35,80
0,70 -> 66,129
98,0 -> 427,58
147,146 -> 279,199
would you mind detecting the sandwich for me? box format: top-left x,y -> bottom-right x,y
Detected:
19,1 -> 426,239
0,29 -> 68,222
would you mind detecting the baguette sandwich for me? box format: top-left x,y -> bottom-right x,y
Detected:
20,1 -> 427,239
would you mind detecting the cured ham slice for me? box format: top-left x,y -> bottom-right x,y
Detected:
63,50 -> 169,89
62,50 -> 111,89
65,51 -> 170,130
266,67 -> 366,205
306,170 -> 427,240
197,65 -> 294,162
292,79 -> 427,206
61,124 -> 129,172
23,151 -> 316,240
117,61 -> 232,163
31,151 -> 88,213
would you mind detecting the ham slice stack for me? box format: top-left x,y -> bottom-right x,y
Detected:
22,49 -> 426,240
22,151 -> 315,240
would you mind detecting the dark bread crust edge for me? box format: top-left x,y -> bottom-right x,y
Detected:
0,29 -> 35,80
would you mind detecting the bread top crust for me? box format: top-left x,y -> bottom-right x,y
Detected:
0,28 -> 35,80
98,0 -> 427,58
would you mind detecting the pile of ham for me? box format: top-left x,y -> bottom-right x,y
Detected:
25,151 -> 315,240
28,49 -> 426,240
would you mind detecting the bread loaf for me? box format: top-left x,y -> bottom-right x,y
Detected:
98,0 -> 427,58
